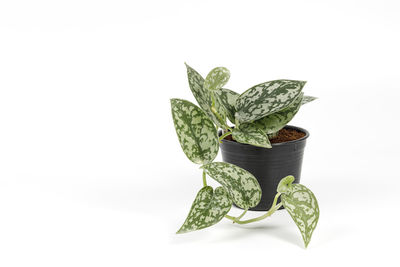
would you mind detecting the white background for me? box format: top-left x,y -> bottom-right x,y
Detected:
1,0 -> 399,266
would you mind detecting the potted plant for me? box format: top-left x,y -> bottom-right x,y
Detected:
170,64 -> 319,248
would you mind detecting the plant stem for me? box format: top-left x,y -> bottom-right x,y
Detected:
210,93 -> 230,130
211,91 -> 216,107
225,193 -> 282,224
212,107 -> 228,129
233,203 -> 283,224
235,118 -> 240,128
225,214 -> 236,221
219,131 -> 232,143
224,209 -> 248,223
202,171 -> 207,187
236,209 -> 248,220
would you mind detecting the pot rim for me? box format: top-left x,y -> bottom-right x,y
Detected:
220,125 -> 309,147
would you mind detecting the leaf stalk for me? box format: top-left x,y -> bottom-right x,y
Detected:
225,192 -> 282,224
202,170 -> 207,187
218,131 -> 232,143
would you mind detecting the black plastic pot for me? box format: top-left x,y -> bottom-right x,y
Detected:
219,125 -> 309,211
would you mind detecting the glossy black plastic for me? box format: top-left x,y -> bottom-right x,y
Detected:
219,125 -> 309,211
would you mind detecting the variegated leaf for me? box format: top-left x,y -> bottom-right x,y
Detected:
177,186 -> 232,234
204,67 -> 230,91
232,124 -> 271,148
235,80 -> 306,124
251,93 -> 304,134
170,98 -> 219,164
185,63 -> 226,127
302,95 -> 317,105
280,179 -> 320,248
201,162 -> 262,209
215,88 -> 239,124
277,175 -> 295,194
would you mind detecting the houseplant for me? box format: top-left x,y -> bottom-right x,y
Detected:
170,64 -> 319,247
185,64 -> 317,210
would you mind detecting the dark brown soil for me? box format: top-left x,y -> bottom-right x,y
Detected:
225,134 -> 234,141
224,128 -> 305,144
269,128 -> 305,143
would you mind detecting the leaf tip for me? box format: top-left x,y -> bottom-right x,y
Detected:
262,143 -> 272,149
176,225 -> 189,234
184,62 -> 192,69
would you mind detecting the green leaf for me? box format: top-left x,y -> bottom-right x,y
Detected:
251,92 -> 304,134
170,98 -> 219,164
215,88 -> 239,124
177,186 -> 232,234
201,162 -> 262,209
277,175 -> 295,194
232,124 -> 271,148
302,95 -> 317,105
185,63 -> 226,127
235,80 -> 306,124
204,67 -> 230,91
281,182 -> 320,248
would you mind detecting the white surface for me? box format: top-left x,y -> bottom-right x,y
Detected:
1,0 -> 400,266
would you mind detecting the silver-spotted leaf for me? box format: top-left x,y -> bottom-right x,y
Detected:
177,186 -> 232,234
232,124 -> 271,148
185,63 -> 226,127
302,95 -> 317,105
201,162 -> 262,209
281,183 -> 320,248
204,67 -> 230,91
277,175 -> 295,194
215,88 -> 239,124
235,80 -> 306,124
252,93 -> 304,134
170,98 -> 219,164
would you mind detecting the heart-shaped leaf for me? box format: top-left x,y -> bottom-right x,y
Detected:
251,92 -> 304,134
185,64 -> 226,127
215,88 -> 239,124
170,98 -> 219,164
280,180 -> 320,248
302,95 -> 317,105
204,67 -> 230,91
232,124 -> 271,148
201,162 -> 262,209
235,80 -> 306,124
177,186 -> 232,234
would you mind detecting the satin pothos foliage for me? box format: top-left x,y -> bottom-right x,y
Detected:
170,64 -> 319,248
184,64 -> 316,148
